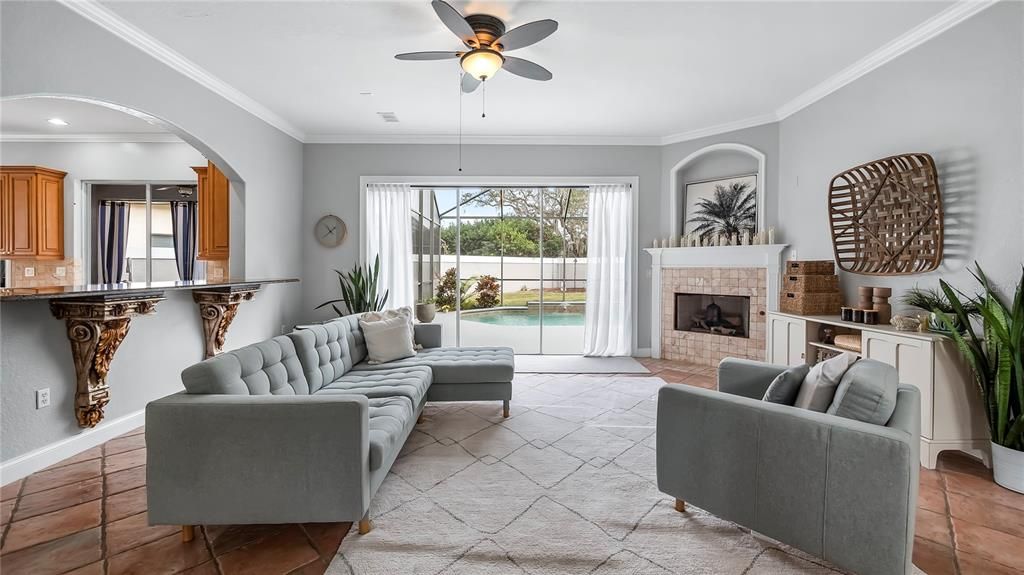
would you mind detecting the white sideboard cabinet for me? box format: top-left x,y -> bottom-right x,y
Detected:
766,311 -> 990,469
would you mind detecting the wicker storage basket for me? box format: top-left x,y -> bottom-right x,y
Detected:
833,334 -> 862,353
783,274 -> 840,293
780,292 -> 843,315
786,260 -> 835,275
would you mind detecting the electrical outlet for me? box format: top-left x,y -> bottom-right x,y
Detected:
23,267 -> 35,277
55,266 -> 67,277
36,388 -> 51,409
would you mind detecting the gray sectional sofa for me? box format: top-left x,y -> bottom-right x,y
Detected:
146,313 -> 513,537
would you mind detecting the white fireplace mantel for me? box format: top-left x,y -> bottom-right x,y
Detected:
645,244 -> 788,359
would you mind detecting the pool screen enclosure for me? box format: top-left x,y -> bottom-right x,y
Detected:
411,186 -> 589,354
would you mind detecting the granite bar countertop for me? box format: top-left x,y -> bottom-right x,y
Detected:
0,278 -> 299,301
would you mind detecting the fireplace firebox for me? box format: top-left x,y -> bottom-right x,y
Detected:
674,293 -> 750,338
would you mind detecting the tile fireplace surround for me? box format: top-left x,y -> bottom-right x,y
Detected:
645,245 -> 787,365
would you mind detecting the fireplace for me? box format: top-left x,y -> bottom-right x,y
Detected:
675,293 -> 750,338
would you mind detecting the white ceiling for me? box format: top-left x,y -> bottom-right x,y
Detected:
0,98 -> 170,136
83,2 -> 960,142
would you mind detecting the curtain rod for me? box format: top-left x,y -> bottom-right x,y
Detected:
408,184 -> 632,190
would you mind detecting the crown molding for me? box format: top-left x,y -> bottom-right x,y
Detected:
55,0 -> 993,148
57,0 -> 306,142
659,113 -> 780,146
304,133 -> 663,146
0,132 -> 184,143
775,0 -> 997,121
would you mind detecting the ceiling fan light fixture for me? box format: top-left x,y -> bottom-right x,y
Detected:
460,48 -> 503,80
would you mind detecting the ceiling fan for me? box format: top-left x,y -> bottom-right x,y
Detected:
396,0 -> 557,93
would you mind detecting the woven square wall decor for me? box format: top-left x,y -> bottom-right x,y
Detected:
828,153 -> 944,275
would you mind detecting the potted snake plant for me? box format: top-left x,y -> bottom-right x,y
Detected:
315,255 -> 389,316
936,264 -> 1023,493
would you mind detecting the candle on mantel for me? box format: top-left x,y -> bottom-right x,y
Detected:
768,227 -> 776,244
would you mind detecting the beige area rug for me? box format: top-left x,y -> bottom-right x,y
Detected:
514,355 -> 650,374
328,375 -> 921,575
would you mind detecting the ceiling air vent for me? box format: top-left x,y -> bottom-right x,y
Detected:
376,112 -> 399,123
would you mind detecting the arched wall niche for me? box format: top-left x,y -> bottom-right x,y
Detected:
667,142 -> 767,238
2,93 -> 247,276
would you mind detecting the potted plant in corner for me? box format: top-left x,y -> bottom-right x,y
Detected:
315,254 -> 389,316
901,285 -> 979,333
937,264 -> 1023,493
416,298 -> 436,323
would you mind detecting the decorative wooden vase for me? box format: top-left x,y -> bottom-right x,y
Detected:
857,286 -> 873,310
872,287 -> 892,324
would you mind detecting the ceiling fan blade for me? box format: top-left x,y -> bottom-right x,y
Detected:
494,19 -> 558,51
431,0 -> 477,47
502,56 -> 553,81
461,73 -> 481,93
395,51 -> 461,61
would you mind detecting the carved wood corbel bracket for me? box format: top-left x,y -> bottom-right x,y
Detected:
50,293 -> 164,428
192,285 -> 260,359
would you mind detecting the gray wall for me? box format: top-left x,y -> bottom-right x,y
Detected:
777,2 -> 1024,304
1,1 -> 303,462
300,143 -> 662,348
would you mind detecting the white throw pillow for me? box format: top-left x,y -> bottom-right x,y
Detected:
793,352 -> 858,412
359,307 -> 417,364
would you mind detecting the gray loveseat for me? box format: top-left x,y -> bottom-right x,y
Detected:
146,313 -> 513,538
656,358 -> 920,575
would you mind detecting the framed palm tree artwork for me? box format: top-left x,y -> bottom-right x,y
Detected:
683,174 -> 758,241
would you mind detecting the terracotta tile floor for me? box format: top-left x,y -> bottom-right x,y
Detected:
1,357 -> 1020,574
0,425 -> 346,575
638,357 -> 1024,575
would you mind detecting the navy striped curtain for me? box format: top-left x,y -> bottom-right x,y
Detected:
97,201 -> 130,284
170,201 -> 198,281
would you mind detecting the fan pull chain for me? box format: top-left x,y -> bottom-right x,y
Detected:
458,70 -> 463,172
481,78 -> 487,118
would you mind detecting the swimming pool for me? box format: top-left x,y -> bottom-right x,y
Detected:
460,308 -> 585,326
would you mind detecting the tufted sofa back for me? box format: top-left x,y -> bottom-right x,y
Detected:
290,314 -> 367,392
181,335 -> 311,395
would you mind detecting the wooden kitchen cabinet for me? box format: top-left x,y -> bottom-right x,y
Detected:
0,166 -> 66,259
192,161 -> 230,261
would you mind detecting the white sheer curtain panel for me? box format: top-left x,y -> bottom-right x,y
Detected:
582,184 -> 633,356
364,183 -> 415,310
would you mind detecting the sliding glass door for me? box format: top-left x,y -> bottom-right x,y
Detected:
412,186 -> 588,354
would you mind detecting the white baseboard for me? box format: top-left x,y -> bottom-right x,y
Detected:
0,409 -> 145,485
634,347 -> 652,357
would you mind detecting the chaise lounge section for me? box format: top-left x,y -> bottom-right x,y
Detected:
146,313 -> 513,539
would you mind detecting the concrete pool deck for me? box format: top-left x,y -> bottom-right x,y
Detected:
434,311 -> 585,355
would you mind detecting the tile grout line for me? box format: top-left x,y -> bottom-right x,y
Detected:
201,525 -> 226,575
0,477 -> 28,549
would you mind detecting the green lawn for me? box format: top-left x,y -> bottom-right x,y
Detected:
494,289 -> 586,307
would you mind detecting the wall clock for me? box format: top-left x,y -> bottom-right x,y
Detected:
314,214 -> 347,247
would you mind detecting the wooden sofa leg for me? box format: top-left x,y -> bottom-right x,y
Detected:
358,515 -> 372,535
502,400 -> 510,418
181,525 -> 195,542
674,499 -> 686,513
